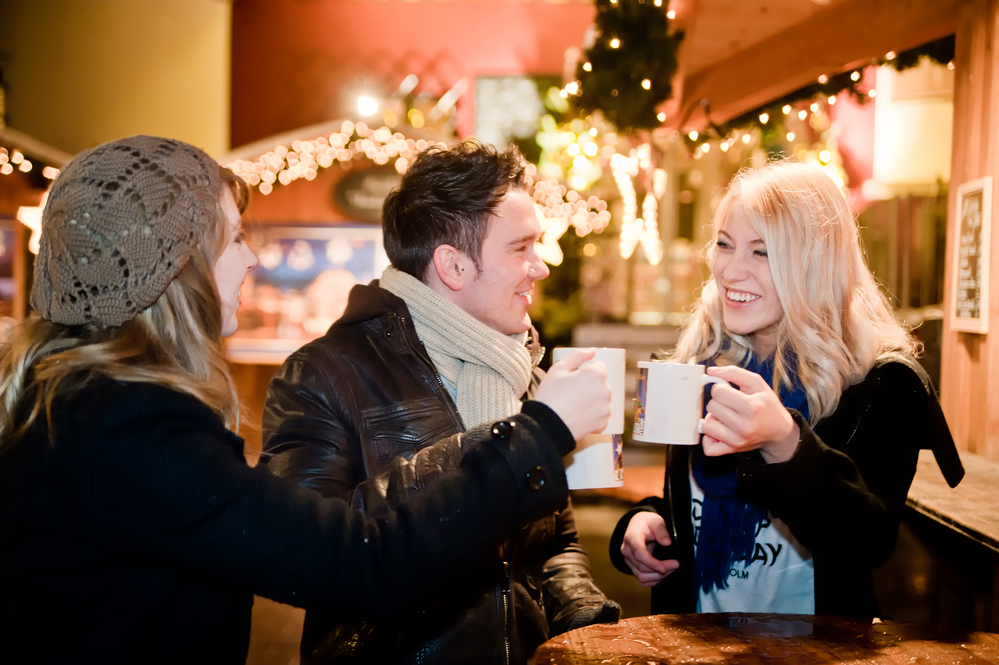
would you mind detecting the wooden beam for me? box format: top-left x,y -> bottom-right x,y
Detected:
672,0 -> 960,130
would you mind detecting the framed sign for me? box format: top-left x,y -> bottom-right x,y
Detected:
226,224 -> 389,364
951,177 -> 993,334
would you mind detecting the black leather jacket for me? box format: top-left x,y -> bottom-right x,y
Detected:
262,281 -> 616,665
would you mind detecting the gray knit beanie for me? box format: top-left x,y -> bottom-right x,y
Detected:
31,135 -> 222,327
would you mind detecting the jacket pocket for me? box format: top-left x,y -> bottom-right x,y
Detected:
361,398 -> 456,473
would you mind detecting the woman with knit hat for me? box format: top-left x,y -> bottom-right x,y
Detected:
0,135 -> 610,663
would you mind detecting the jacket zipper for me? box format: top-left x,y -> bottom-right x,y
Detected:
501,558 -> 512,665
398,315 -> 466,431
401,312 -> 506,660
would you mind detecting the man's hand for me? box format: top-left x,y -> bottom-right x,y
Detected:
620,512 -> 679,587
534,348 -> 611,441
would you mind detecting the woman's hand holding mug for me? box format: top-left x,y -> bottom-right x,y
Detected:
700,365 -> 800,464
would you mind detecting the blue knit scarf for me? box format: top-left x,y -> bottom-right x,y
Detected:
691,352 -> 809,594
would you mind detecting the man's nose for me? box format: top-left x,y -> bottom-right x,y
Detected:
529,254 -> 550,280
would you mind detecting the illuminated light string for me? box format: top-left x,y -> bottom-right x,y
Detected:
225,121 -> 448,196
613,144 -> 663,266
682,35 -> 955,154
0,147 -> 60,180
530,167 -> 612,266
226,122 -> 613,256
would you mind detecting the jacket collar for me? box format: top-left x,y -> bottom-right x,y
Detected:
338,280 -> 545,367
337,279 -> 410,325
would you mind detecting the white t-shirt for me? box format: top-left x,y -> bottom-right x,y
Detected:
690,467 -> 815,614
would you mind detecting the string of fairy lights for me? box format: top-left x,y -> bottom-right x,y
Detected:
225,121 -> 443,196
0,146 -> 60,180
225,121 -> 614,267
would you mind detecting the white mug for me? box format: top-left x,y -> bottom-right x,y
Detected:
632,361 -> 726,445
552,347 -> 626,489
552,347 -> 626,435
563,433 -> 624,490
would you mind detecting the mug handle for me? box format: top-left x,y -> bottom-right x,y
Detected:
698,375 -> 727,435
701,375 -> 727,389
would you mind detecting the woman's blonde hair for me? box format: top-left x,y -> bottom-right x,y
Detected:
0,169 -> 249,444
671,160 -> 918,423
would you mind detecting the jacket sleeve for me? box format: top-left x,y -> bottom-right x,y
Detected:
735,361 -> 949,569
62,386 -> 572,622
260,351 -> 362,500
542,501 -> 621,634
342,398 -> 619,632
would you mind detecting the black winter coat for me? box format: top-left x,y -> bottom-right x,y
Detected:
609,357 -> 964,617
263,281 -> 615,665
0,379 -> 574,665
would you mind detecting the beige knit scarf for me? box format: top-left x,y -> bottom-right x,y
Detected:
380,267 -> 533,428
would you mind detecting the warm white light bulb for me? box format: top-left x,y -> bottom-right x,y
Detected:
357,96 -> 379,116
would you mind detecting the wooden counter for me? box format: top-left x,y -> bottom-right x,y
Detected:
531,613 -> 999,664
907,449 -> 999,553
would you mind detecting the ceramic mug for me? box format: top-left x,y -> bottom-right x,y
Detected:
552,347 -> 626,489
632,361 -> 726,445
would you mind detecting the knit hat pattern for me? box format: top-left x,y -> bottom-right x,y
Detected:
31,135 -> 221,327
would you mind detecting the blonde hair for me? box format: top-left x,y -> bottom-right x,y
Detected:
0,169 -> 249,444
672,161 -> 918,423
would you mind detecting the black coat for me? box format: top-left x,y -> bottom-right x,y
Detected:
263,281 -> 615,665
0,379 -> 574,665
609,357 -> 964,617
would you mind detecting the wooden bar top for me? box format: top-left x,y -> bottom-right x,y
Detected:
531,613 -> 999,664
907,449 -> 999,553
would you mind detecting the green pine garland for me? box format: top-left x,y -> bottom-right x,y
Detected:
573,0 -> 684,133
693,35 -> 956,147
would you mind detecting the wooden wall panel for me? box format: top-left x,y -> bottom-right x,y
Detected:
942,0 -> 999,458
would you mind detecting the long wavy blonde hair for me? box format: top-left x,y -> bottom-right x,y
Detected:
0,169 -> 248,444
671,161 -> 918,423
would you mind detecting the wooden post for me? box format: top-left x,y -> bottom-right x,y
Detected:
941,0 -> 999,458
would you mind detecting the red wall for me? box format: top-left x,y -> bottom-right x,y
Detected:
231,0 -> 596,147
828,71 -> 877,213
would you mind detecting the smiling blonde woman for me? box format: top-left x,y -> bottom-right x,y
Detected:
611,160 -> 964,619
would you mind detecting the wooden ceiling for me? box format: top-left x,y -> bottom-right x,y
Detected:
669,0 -> 960,130
680,0 -> 850,74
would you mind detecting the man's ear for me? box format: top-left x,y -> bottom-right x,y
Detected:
431,244 -> 470,291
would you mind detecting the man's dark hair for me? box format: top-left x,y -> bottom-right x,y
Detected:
382,140 -> 529,280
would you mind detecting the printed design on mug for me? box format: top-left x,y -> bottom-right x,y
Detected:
612,434 -> 624,481
633,368 -> 648,436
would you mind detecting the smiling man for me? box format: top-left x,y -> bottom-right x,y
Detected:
262,141 -> 619,665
